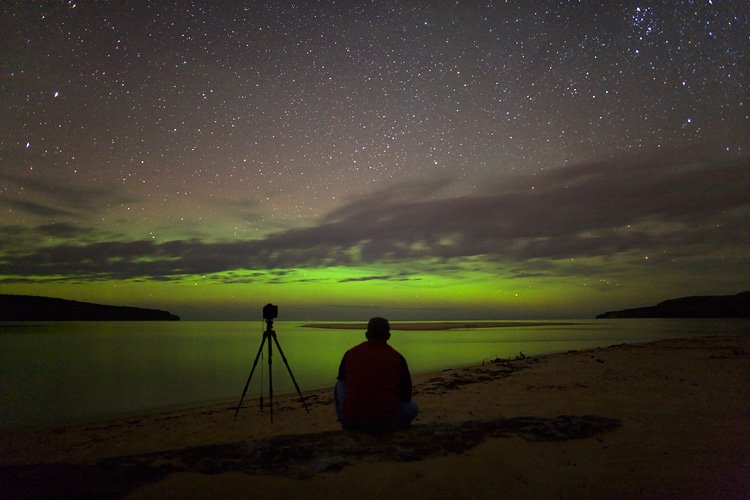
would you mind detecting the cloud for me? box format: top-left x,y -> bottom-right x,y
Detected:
250,150 -> 749,265
1,150 -> 748,281
36,222 -> 94,238
220,196 -> 264,220
0,172 -> 137,218
338,272 -> 418,283
1,197 -> 78,217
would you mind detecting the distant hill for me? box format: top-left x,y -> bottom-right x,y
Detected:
596,291 -> 750,319
0,294 -> 180,321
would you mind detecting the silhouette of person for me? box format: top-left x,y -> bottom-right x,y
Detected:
335,317 -> 418,431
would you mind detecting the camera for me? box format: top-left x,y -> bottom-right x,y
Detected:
263,303 -> 278,320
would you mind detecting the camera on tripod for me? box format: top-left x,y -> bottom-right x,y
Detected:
263,303 -> 278,320
234,302 -> 309,422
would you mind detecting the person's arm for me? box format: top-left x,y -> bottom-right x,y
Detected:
398,355 -> 412,401
337,353 -> 347,381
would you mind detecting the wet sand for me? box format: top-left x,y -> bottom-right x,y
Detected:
1,335 -> 748,498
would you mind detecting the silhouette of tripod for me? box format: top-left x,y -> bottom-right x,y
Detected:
234,307 -> 309,422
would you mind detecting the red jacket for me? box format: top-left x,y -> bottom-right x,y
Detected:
338,339 -> 412,425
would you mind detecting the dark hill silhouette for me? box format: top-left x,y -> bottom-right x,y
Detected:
596,291 -> 750,319
0,294 -> 179,321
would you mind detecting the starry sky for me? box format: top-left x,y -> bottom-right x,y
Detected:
1,1 -> 748,320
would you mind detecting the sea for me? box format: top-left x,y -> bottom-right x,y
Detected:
1,319 -> 747,429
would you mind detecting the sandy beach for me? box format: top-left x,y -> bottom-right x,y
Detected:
1,334 -> 748,499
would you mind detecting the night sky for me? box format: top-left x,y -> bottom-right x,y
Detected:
1,1 -> 748,320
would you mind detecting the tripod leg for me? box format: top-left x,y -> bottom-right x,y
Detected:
268,330 -> 274,423
272,334 -> 311,413
233,334 -> 267,419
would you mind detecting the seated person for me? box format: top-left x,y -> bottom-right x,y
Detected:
335,317 -> 418,431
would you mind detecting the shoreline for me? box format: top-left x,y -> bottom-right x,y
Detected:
2,334 -> 748,498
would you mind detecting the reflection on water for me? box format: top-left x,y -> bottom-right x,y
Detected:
0,319 -> 747,428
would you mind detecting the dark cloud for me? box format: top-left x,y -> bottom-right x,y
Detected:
0,172 -> 137,218
0,222 -> 104,255
339,272 -> 418,283
220,196 -> 265,221
2,151 -> 748,282
0,224 -> 40,251
2,196 -> 79,217
252,151 -> 749,265
36,222 -> 94,238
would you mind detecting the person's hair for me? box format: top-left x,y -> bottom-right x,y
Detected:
366,316 -> 391,340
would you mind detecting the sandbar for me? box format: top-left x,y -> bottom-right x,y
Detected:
302,321 -> 577,330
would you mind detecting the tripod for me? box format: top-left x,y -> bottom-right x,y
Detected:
234,316 -> 309,422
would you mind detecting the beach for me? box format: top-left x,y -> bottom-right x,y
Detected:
1,334 -> 748,498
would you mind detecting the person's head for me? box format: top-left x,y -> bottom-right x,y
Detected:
366,316 -> 391,341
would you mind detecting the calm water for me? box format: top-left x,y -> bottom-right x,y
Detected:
1,319 -> 747,429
